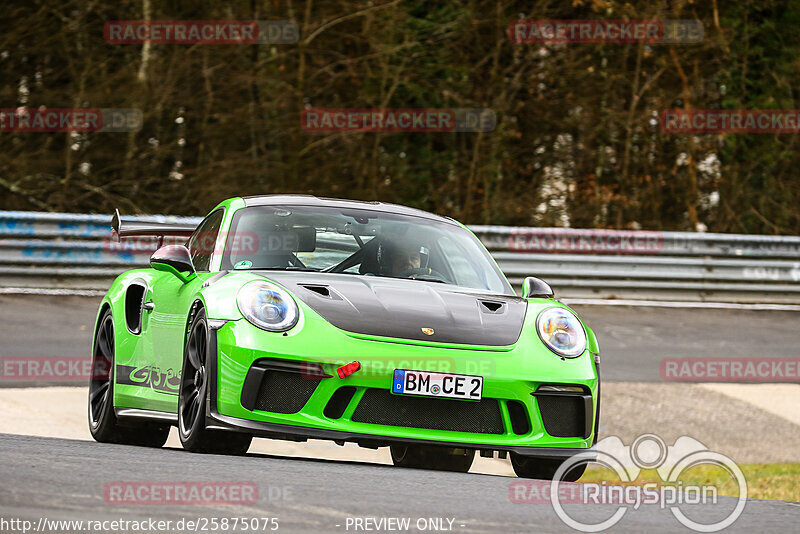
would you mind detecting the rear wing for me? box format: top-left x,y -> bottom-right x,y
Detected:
111,209 -> 197,246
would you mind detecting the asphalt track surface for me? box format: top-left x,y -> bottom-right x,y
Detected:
1,296 -> 799,532
1,294 -> 798,382
1,433 -> 798,534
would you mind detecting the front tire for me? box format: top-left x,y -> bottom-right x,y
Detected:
390,445 -> 474,473
178,308 -> 252,455
88,310 -> 169,447
510,453 -> 586,481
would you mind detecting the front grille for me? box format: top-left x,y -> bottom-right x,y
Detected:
536,395 -> 586,437
254,370 -> 319,413
351,389 -> 504,434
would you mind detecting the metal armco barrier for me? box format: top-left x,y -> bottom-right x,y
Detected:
1,211 -> 799,302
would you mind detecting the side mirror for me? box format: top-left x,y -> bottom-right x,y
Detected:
521,276 -> 554,299
150,245 -> 196,283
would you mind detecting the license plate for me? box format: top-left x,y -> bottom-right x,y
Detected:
392,369 -> 483,400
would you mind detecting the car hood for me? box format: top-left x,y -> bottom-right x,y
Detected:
257,272 -> 527,346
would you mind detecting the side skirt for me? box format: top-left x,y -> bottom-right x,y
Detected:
115,407 -> 178,425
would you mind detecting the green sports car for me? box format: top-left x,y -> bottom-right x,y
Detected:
89,195 -> 600,479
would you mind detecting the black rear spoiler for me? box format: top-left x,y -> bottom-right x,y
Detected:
111,209 -> 196,244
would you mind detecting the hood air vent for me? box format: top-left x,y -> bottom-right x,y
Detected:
479,300 -> 505,313
300,284 -> 331,298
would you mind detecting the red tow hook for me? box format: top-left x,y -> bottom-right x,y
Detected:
337,361 -> 361,379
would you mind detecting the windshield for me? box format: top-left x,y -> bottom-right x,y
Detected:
220,205 -> 512,295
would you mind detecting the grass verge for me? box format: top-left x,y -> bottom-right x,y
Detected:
580,462 -> 800,501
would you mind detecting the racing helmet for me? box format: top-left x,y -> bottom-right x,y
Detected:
376,234 -> 430,275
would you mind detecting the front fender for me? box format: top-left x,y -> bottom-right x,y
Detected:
196,271 -> 269,321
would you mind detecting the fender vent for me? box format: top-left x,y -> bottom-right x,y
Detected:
124,282 -> 147,335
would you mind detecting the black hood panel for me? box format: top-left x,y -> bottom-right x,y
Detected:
258,272 -> 527,346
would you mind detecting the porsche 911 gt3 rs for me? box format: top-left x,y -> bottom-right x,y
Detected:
89,195 -> 600,479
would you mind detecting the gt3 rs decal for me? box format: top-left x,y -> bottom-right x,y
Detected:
116,364 -> 180,395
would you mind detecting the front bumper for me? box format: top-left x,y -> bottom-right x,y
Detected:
206,318 -> 599,458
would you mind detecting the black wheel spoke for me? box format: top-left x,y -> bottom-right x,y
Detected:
89,382 -> 109,420
181,322 -> 206,434
98,330 -> 111,359
187,392 -> 200,424
185,389 -> 198,410
92,352 -> 111,381
180,380 -> 194,398
182,389 -> 199,428
103,321 -> 114,353
89,316 -> 114,426
179,312 -> 220,449
90,381 -> 109,403
92,388 -> 108,417
198,334 -> 206,365
187,332 -> 202,370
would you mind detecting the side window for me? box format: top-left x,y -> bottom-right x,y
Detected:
187,209 -> 224,272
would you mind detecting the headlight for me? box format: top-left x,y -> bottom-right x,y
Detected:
536,307 -> 587,358
236,280 -> 299,332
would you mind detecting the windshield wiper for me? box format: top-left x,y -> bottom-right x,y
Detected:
383,274 -> 448,284
253,266 -> 320,272
417,277 -> 448,284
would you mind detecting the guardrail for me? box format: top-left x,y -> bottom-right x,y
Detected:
1,211 -> 799,302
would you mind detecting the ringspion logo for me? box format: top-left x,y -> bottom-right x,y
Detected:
104,20 -> 298,44
510,434 -> 747,533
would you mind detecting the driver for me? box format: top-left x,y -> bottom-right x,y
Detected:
390,241 -> 422,275
378,236 -> 431,277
